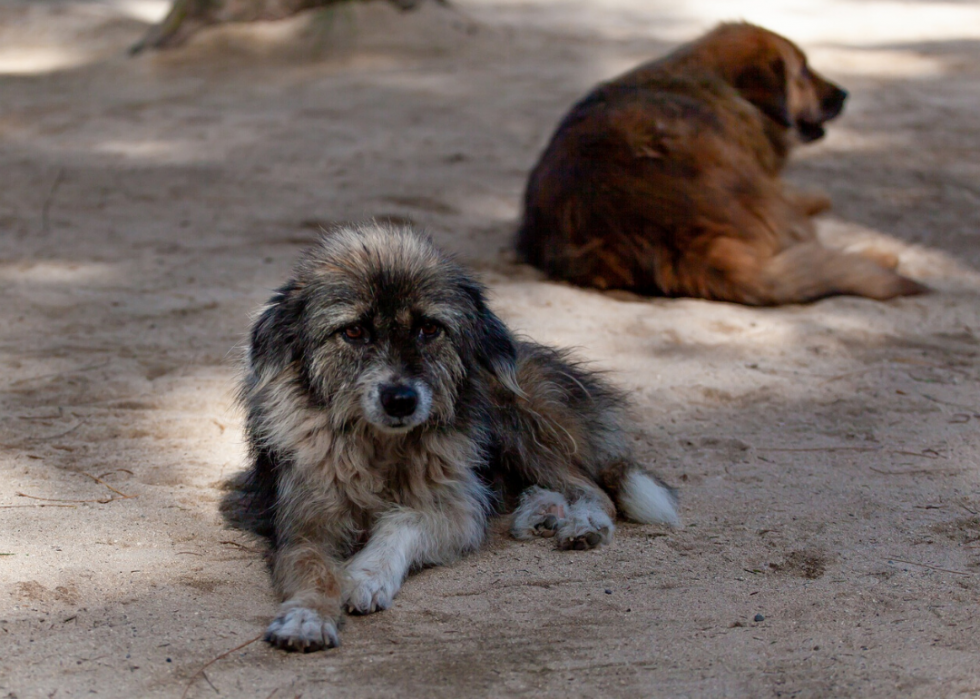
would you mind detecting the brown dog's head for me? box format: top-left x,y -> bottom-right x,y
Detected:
704,23 -> 847,142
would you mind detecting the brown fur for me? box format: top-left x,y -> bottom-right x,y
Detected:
516,22 -> 928,305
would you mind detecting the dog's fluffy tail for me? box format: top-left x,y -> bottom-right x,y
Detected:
617,470 -> 680,527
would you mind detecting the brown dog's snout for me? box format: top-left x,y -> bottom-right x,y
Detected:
821,85 -> 847,120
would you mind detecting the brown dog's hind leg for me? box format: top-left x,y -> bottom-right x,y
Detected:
703,239 -> 928,305
760,243 -> 928,303
786,189 -> 833,217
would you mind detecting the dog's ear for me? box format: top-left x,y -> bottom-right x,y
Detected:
475,308 -> 523,396
460,279 -> 523,396
734,57 -> 792,128
249,280 -> 304,378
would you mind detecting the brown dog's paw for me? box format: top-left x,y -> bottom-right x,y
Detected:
894,275 -> 930,297
863,271 -> 930,300
853,247 -> 900,271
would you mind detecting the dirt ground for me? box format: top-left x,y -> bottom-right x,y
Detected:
1,1 -> 979,697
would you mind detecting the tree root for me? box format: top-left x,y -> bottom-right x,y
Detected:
130,0 -> 440,54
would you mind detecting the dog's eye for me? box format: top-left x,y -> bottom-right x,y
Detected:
418,322 -> 441,340
342,325 -> 369,343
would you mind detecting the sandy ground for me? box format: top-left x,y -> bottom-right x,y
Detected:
1,1 -> 979,697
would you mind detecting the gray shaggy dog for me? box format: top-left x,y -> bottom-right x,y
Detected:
240,223 -> 678,652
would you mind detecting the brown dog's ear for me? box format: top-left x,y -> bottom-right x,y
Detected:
734,57 -> 792,128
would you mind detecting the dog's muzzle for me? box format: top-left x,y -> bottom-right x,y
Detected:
821,86 -> 847,121
363,379 -> 433,432
798,85 -> 847,143
379,384 -> 419,419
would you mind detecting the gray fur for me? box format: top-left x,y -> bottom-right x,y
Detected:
239,222 -> 677,651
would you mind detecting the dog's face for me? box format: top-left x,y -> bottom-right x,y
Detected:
721,24 -> 848,143
249,224 -> 517,435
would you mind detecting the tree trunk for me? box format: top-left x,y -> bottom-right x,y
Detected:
130,0 -> 434,54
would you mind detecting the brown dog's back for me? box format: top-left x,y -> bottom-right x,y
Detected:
517,23 -> 927,305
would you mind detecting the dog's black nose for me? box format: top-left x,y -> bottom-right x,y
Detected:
822,87 -> 848,118
380,385 -> 418,418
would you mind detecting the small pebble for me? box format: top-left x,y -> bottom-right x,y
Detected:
166,658 -> 172,663
754,614 -> 765,622
604,589 -> 613,595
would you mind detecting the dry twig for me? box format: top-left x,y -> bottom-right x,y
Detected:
219,540 -> 265,554
0,503 -> 76,509
16,492 -> 114,504
869,467 -> 959,476
41,167 -> 66,234
758,446 -> 881,453
886,557 -> 971,577
891,449 -> 943,460
181,634 -> 264,699
12,471 -> 136,506
80,471 -> 136,500
8,360 -> 110,389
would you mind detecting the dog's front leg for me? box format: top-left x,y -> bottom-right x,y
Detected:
265,539 -> 345,651
344,493 -> 486,614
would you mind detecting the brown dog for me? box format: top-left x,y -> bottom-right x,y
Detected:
516,23 -> 927,305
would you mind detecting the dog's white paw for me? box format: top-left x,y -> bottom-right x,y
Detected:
344,565 -> 400,614
557,499 -> 615,550
511,486 -> 568,539
264,606 -> 339,652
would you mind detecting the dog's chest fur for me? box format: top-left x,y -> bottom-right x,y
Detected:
250,361 -> 492,548
276,409 -> 485,524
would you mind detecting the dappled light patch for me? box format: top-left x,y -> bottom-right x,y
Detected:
108,0 -> 171,24
0,260 -> 121,285
95,137 -> 237,164
809,46 -> 947,79
0,47 -> 89,76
